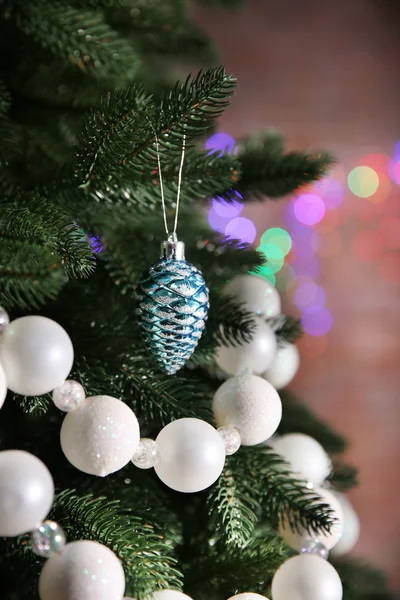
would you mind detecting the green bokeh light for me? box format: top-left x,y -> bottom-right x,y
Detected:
260,227 -> 292,256
250,264 -> 276,286
348,166 -> 379,198
257,243 -> 285,273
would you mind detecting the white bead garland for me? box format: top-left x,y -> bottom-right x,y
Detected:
60,395 -> 140,477
228,594 -> 270,600
38,540 -> 125,600
0,316 -> 74,396
0,361 -> 7,409
279,487 -> 344,551
271,433 -> 332,487
0,450 -> 54,537
330,492 -> 360,556
52,380 -> 86,412
263,343 -> 300,390
213,373 -> 282,445
271,554 -> 343,600
222,274 -> 281,318
154,418 -> 226,493
216,319 -> 277,376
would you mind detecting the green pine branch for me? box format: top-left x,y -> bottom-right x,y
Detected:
279,390 -> 348,454
268,314 -> 303,344
12,1 -> 140,78
328,461 -> 359,491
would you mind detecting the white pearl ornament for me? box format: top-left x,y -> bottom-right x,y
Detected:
213,374 -> 282,445
154,418 -> 226,493
279,487 -> 344,551
271,433 -> 331,487
271,554 -> 343,600
0,450 -> 54,537
60,395 -> 140,476
39,540 -> 125,600
148,592 -> 193,600
228,594 -> 270,600
0,362 -> 7,409
216,319 -> 277,376
330,492 -> 360,556
0,316 -> 74,396
222,274 -> 281,317
263,343 -> 300,390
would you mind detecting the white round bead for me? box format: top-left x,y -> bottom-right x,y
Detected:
0,316 -> 74,396
222,274 -> 281,317
38,540 -> 125,600
217,426 -> 242,455
330,492 -> 360,556
216,319 -> 277,376
271,433 -> 331,487
0,361 -> 7,409
0,305 -> 10,332
271,554 -> 343,600
263,343 -> 300,390
279,487 -> 344,551
213,374 -> 282,446
149,593 -> 193,600
131,438 -> 160,469
154,418 -> 226,493
0,450 -> 54,537
228,594 -> 270,600
53,380 -> 86,412
60,395 -> 140,477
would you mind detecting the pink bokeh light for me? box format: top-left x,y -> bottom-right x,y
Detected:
225,217 -> 257,244
294,193 -> 326,226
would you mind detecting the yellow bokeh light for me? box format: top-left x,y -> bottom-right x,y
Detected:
348,166 -> 379,198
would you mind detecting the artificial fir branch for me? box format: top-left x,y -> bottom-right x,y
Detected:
328,461 -> 359,491
268,314 -> 303,344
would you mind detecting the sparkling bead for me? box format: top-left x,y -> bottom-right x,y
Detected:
217,426 -> 241,455
0,306 -> 10,333
52,380 -> 85,412
31,521 -> 66,558
131,438 -> 160,469
300,539 -> 329,560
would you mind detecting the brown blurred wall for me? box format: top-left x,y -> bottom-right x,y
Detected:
195,0 -> 400,591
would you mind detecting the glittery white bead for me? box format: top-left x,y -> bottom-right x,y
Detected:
270,433 -> 331,487
154,418 -> 225,493
0,316 -> 74,396
131,438 -> 160,469
271,554 -> 343,600
228,594 -> 270,600
222,274 -> 281,318
60,395 -> 140,477
0,306 -> 10,333
217,426 -> 241,455
31,521 -> 66,558
38,540 -> 125,600
279,487 -> 344,551
52,380 -> 86,412
263,343 -> 300,390
216,319 -> 277,376
0,361 -> 7,410
213,374 -> 282,446
0,450 -> 54,537
330,492 -> 360,556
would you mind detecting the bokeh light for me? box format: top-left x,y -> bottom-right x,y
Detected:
212,196 -> 243,218
260,227 -> 292,255
208,206 -> 231,233
367,171 -> 391,204
225,217 -> 257,244
251,264 -> 276,286
379,217 -> 400,249
348,166 -> 379,198
357,153 -> 391,174
205,132 -> 236,156
353,230 -> 383,262
89,234 -> 103,253
294,193 -> 326,226
315,209 -> 339,233
378,253 -> 400,283
294,282 -> 326,311
388,158 -> 400,184
257,243 -> 285,273
314,178 -> 345,210
301,307 -> 333,336
291,254 -> 321,279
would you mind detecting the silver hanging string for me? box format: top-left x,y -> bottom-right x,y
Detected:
150,124 -> 186,237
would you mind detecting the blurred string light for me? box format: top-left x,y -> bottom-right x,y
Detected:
348,166 -> 379,198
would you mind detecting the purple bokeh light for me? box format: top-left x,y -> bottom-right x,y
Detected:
394,141 -> 400,159
205,133 -> 236,156
89,235 -> 103,253
388,158 -> 400,185
225,217 -> 257,244
301,307 -> 333,336
208,206 -> 231,233
212,196 -> 243,218
318,179 -> 345,210
291,228 -> 319,258
294,282 -> 326,310
291,254 -> 321,279
294,193 -> 326,226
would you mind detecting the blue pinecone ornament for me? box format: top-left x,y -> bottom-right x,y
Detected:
136,236 -> 209,374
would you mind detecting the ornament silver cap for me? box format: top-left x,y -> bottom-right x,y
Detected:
161,233 -> 185,260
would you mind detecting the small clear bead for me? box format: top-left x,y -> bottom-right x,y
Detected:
52,380 -> 86,412
31,521 -> 66,558
218,426 -> 241,455
300,539 -> 329,560
131,438 -> 160,469
0,306 -> 10,333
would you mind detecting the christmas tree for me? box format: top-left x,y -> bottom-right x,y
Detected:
0,1 -> 394,599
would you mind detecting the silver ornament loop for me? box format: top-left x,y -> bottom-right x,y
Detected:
161,234 -> 185,261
